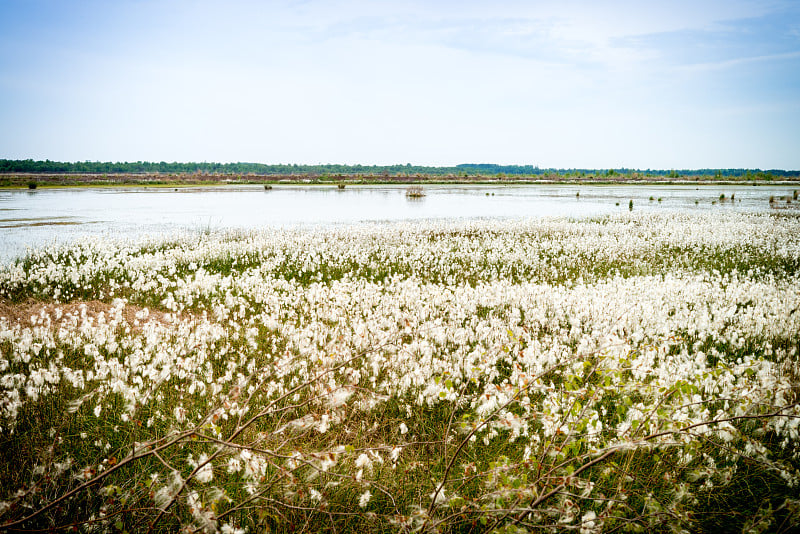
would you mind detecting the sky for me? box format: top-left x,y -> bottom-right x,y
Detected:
0,0 -> 798,169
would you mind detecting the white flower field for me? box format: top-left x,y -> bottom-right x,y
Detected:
1,211 -> 799,532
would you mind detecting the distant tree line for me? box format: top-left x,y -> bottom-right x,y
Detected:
456,164 -> 799,179
0,160 -> 452,176
0,159 -> 797,179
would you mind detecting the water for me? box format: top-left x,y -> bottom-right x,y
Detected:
1,184 -> 796,263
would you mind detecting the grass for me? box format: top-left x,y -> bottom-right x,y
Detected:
0,212 -> 799,533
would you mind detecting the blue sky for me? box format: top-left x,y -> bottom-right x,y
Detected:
1,0 -> 798,169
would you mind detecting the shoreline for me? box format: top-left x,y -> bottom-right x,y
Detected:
2,172 -> 799,189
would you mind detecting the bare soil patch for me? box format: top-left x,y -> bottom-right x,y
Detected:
0,298 -> 187,328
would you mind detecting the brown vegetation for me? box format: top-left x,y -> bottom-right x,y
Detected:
0,298 -> 184,329
3,171 -> 799,188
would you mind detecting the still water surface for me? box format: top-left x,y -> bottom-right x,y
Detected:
1,184 -> 796,263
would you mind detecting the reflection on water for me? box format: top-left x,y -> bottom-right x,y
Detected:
0,216 -> 85,228
0,184 -> 796,263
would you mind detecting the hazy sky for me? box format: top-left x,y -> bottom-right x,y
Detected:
1,0 -> 798,168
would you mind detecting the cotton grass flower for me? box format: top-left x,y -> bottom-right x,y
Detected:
0,211 -> 798,532
194,453 -> 213,484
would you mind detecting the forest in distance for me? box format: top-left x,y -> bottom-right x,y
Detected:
1,159 -> 799,181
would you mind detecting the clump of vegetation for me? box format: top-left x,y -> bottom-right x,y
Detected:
27,181 -> 37,190
337,184 -> 346,190
406,186 -> 425,198
264,184 -> 272,190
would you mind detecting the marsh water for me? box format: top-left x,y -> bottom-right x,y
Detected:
1,184 -> 796,263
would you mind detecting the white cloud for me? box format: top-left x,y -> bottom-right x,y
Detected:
676,49 -> 800,72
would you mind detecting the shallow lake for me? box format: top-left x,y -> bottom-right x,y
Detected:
1,183 -> 797,263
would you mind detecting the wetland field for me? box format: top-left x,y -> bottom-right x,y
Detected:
0,208 -> 799,532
